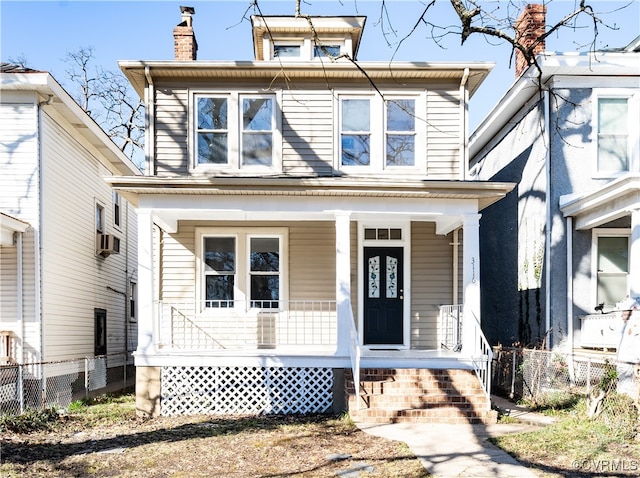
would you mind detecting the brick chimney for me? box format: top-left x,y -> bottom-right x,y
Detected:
174,6 -> 197,61
514,4 -> 546,77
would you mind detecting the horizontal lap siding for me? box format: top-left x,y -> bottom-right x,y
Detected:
155,88 -> 189,176
411,222 -> 454,348
161,221 -> 337,302
153,83 -> 463,179
426,89 -> 461,178
281,90 -> 334,175
40,114 -> 134,360
0,100 -> 39,359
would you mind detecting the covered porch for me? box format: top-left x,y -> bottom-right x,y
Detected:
111,176 -> 512,417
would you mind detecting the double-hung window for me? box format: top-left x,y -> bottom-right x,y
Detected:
199,228 -> 287,310
593,230 -> 630,309
338,94 -> 423,173
386,99 -> 416,167
194,92 -> 279,171
594,90 -> 639,176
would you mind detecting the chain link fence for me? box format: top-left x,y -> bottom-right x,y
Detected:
493,348 -> 640,438
493,348 -> 639,402
0,352 -> 134,416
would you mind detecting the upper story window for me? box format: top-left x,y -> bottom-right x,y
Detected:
194,92 -> 280,172
273,43 -> 301,58
593,90 -> 639,177
267,38 -> 345,61
338,94 -> 424,173
96,202 -> 105,233
314,44 -> 341,58
113,191 -> 121,228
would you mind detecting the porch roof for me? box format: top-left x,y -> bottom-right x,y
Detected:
559,174 -> 640,230
106,176 -> 514,234
106,175 -> 514,210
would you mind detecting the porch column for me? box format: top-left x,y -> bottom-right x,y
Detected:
461,214 -> 481,355
335,211 -> 352,356
630,208 -> 640,301
136,209 -> 156,357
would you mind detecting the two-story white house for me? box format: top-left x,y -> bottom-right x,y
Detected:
0,64 -> 139,384
113,8 -> 514,422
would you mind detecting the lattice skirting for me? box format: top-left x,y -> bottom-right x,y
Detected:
160,366 -> 334,416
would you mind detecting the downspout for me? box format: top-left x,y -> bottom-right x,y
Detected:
544,89 -> 551,348
36,95 -> 48,401
459,68 -> 470,180
144,67 -> 155,176
566,216 -> 573,351
17,231 -> 24,364
124,200 -> 129,385
36,96 -> 50,364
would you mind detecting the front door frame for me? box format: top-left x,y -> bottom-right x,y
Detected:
358,221 -> 411,349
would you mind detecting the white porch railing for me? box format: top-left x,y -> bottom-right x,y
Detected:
470,316 -> 493,401
439,305 -> 462,351
439,304 -> 492,401
347,304 -> 362,410
155,300 -> 337,351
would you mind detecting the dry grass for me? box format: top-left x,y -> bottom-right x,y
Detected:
0,393 -> 429,477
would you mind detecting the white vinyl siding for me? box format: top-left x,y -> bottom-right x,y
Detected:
426,89 -> 462,178
152,83 -> 465,180
39,113 -> 136,361
0,99 -> 40,361
281,89 -> 334,174
410,221 -> 453,349
155,87 -> 190,175
160,221 -> 337,303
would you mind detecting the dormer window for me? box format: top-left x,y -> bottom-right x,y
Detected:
273,43 -> 301,58
314,44 -> 341,58
252,16 -> 365,61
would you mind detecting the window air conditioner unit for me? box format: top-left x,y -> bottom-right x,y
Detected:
96,233 -> 121,257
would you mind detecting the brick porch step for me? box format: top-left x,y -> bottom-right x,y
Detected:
346,368 -> 497,424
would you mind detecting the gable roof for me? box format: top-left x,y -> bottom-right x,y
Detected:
1,64 -> 141,176
469,43 -> 640,159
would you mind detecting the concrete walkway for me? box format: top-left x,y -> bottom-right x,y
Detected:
356,397 -> 554,477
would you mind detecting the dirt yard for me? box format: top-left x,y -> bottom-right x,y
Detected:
0,406 -> 429,477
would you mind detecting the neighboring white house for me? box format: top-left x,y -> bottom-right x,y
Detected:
469,5 -> 640,353
0,64 -> 140,369
112,8 -> 514,422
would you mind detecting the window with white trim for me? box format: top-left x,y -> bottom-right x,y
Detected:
198,228 -> 288,309
593,230 -> 630,310
593,90 -> 639,176
338,94 -> 424,172
96,202 -> 105,233
113,191 -> 121,228
194,93 -> 279,171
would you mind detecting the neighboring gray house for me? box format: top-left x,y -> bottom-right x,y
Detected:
0,64 -> 140,368
469,8 -> 640,352
111,9 -> 514,422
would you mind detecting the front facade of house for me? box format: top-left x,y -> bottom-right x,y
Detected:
114,10 -> 512,421
469,36 -> 640,352
0,65 -> 140,369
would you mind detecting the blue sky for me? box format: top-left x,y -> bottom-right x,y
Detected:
1,0 -> 638,129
